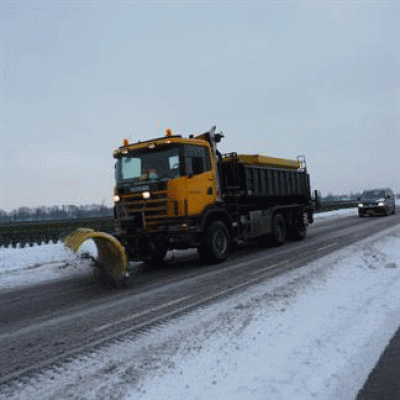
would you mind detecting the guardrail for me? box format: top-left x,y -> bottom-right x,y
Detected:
317,200 -> 358,213
1,201 -> 360,249
0,217 -> 115,248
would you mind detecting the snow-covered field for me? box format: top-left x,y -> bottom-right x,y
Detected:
2,206 -> 400,400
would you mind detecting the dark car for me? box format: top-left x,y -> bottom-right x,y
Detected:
358,188 -> 396,217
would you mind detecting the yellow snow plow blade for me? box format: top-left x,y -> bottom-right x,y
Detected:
64,228 -> 128,288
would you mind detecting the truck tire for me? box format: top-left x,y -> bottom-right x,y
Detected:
271,213 -> 286,246
199,221 -> 231,264
145,246 -> 168,266
290,213 -> 306,241
94,266 -> 128,289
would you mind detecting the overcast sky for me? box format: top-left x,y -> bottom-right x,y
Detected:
0,0 -> 399,212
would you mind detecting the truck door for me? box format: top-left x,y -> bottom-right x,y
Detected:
184,145 -> 217,217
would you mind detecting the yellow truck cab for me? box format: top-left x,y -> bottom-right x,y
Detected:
113,129 -> 222,263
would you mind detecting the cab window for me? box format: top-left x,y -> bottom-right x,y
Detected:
184,145 -> 211,176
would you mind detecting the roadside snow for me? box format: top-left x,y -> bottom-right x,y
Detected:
0,241 -> 97,292
313,207 -> 358,221
2,208 -> 400,400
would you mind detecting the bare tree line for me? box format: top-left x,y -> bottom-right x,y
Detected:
0,204 -> 113,223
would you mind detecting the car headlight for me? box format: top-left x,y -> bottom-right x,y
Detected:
378,202 -> 384,206
114,195 -> 120,202
142,191 -> 150,199
358,203 -> 364,208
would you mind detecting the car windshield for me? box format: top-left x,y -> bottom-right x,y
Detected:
116,145 -> 182,183
361,190 -> 385,200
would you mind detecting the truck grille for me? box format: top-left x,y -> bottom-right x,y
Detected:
117,191 -> 168,231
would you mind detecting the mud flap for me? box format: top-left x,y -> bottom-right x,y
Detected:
64,228 -> 128,288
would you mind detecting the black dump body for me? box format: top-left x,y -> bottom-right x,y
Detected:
219,153 -> 311,211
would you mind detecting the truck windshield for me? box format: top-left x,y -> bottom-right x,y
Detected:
116,146 -> 182,183
361,190 -> 385,200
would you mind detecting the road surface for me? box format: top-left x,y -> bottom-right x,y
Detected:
1,212 -> 399,386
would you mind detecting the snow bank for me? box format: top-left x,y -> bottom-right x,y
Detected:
0,240 -> 97,292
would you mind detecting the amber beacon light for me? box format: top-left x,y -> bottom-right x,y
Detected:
164,127 -> 173,137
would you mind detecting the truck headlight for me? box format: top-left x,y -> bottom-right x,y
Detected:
142,191 -> 150,199
378,202 -> 384,206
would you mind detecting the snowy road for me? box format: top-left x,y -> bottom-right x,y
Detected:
1,208 -> 400,399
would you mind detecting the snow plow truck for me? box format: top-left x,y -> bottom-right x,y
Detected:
64,126 -> 315,287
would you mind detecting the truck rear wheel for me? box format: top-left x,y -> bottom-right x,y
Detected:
290,213 -> 306,241
271,213 -> 286,246
199,221 -> 231,264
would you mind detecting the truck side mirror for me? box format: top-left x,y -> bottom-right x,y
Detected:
313,190 -> 322,212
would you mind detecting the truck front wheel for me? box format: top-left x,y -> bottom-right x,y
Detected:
199,221 -> 231,264
144,244 -> 168,266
